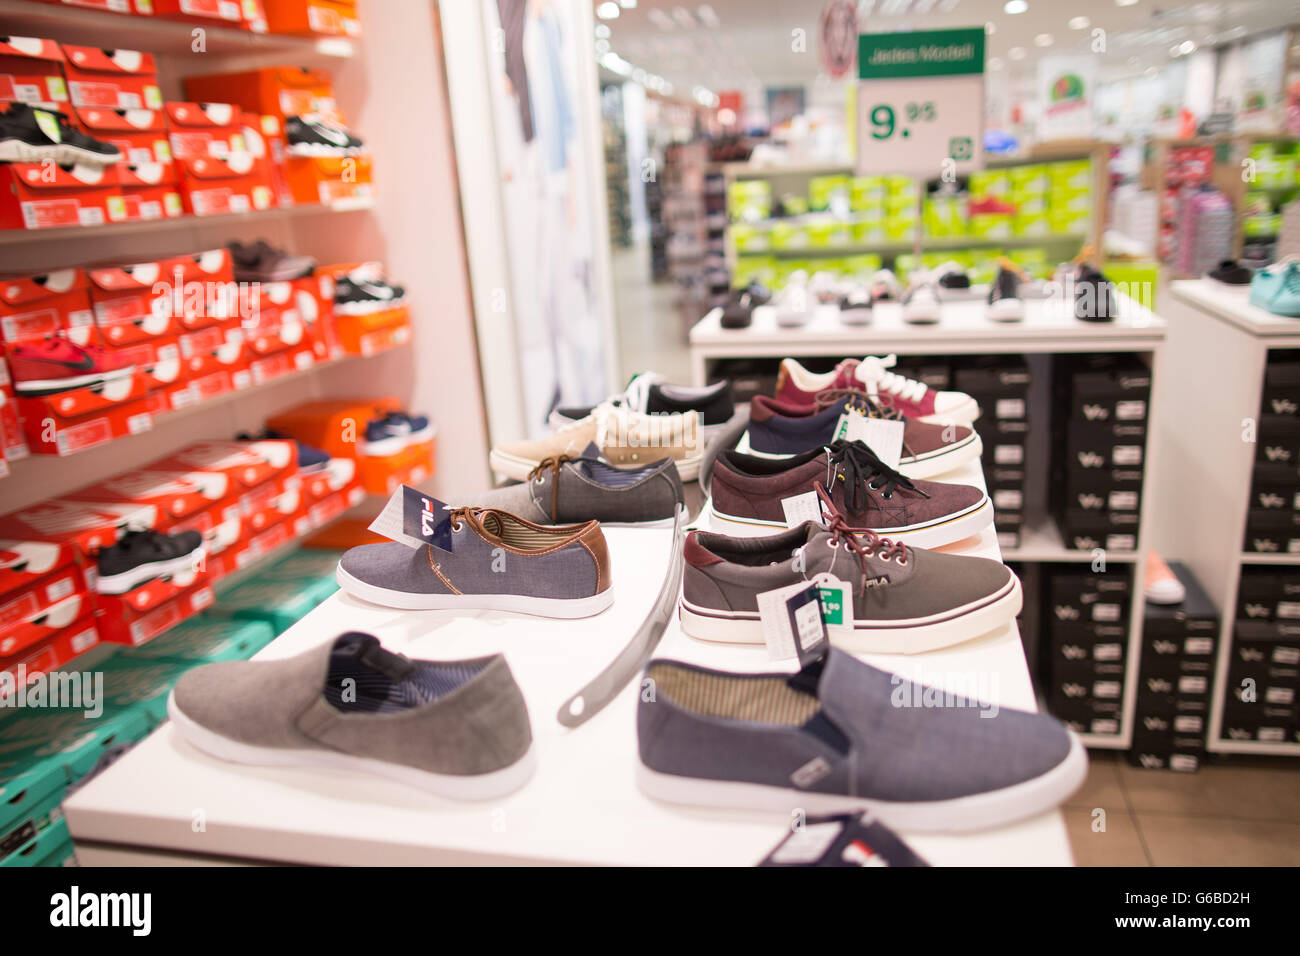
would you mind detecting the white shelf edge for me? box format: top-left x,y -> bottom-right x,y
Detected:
1239,552 -> 1300,565
1208,739 -> 1300,755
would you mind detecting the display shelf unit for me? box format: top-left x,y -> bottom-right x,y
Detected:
689,290 -> 1167,750
0,0 -> 355,58
0,198 -> 375,247
1153,279 -> 1300,757
65,458 -> 1076,866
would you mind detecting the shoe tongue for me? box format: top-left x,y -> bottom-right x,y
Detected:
331,631 -> 416,681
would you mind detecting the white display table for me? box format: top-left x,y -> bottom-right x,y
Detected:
64,459 -> 1076,866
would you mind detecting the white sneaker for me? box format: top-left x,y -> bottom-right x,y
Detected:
867,269 -> 901,303
901,273 -> 942,324
775,271 -> 813,328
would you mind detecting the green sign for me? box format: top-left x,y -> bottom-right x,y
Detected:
858,28 -> 985,79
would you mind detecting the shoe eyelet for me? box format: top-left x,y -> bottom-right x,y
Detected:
450,521 -> 463,532
896,555 -> 907,566
882,491 -> 892,499
867,481 -> 879,491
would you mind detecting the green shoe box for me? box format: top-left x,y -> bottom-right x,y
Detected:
730,223 -> 771,253
123,617 -> 276,665
207,576 -> 339,634
808,174 -> 849,211
733,256 -> 776,288
805,220 -> 850,248
1,818 -> 74,867
261,549 -> 345,583
769,221 -> 810,251
96,656 -> 197,727
0,756 -> 65,863
0,705 -> 152,790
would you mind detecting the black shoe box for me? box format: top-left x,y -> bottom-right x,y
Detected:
975,418 -> 1030,445
993,507 -> 1023,530
892,360 -> 952,392
1255,415 -> 1300,465
987,465 -> 1027,488
1262,360 -> 1300,417
1242,509 -> 1300,553
1048,691 -> 1122,721
1134,711 -> 1207,740
1248,462 -> 1300,511
1067,367 -> 1151,425
1062,481 -> 1141,514
991,487 -> 1024,512
1063,421 -> 1147,471
967,393 -> 1028,422
1125,745 -> 1204,773
1052,676 -> 1124,703
1220,720 -> 1295,744
951,357 -> 1030,398
1143,560 -> 1218,639
1232,620 -> 1300,670
996,529 -> 1021,550
988,441 -> 1026,468
1058,510 -> 1140,553
1048,581 -> 1130,626
1062,715 -> 1123,737
1235,569 -> 1300,621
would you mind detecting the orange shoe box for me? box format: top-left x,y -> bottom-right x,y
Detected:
183,66 -> 341,124
180,337 -> 251,404
0,381 -> 29,462
248,343 -> 314,384
267,397 -> 401,460
152,0 -> 244,26
0,269 -> 95,344
358,440 -> 435,496
0,163 -> 126,230
262,0 -> 360,37
164,101 -> 245,161
72,106 -> 172,169
284,153 -> 372,206
177,153 -> 276,216
88,262 -> 178,346
0,37 -> 70,107
106,336 -> 187,412
61,45 -> 161,111
117,164 -> 185,222
17,371 -> 153,456
97,581 -> 214,646
252,113 -> 295,206
335,307 -> 410,356
0,565 -> 88,659
240,0 -> 270,33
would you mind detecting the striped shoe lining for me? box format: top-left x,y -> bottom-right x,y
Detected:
325,658 -> 489,714
478,511 -> 581,550
648,663 -> 819,726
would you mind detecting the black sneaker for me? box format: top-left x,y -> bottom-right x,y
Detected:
935,261 -> 972,293
0,102 -> 123,166
334,275 -> 406,314
1208,259 -> 1252,285
95,529 -> 204,595
720,285 -> 768,329
1074,266 -> 1118,322
285,114 -> 365,156
986,266 -> 1024,322
836,284 -> 873,326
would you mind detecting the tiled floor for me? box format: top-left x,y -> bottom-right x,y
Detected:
609,244 -> 1300,867
1065,752 -> 1300,866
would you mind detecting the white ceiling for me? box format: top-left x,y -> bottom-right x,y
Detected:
596,0 -> 1300,97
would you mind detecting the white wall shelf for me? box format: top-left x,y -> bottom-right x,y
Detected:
1152,279 -> 1300,757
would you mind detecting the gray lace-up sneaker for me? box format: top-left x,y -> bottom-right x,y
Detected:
168,632 -> 535,799
337,508 -> 613,618
455,454 -> 685,528
680,512 -> 1020,654
636,649 -> 1086,832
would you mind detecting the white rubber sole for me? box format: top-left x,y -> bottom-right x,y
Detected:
710,496 -> 991,549
916,396 -> 981,426
838,307 -> 872,326
902,307 -> 941,324
14,365 -> 135,397
897,432 -> 984,480
95,546 -> 205,595
636,732 -> 1087,833
987,298 -> 1025,322
680,574 -> 1022,654
336,564 -> 614,619
0,138 -> 122,166
168,692 -> 537,800
287,143 -> 365,157
334,297 -> 406,315
490,448 -> 702,483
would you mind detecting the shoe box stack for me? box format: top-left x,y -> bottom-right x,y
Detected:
949,355 -> 1030,550
268,398 -> 435,496
0,342 -> 30,471
1173,187 -> 1235,280
702,170 -> 730,310
184,66 -> 371,209
1243,352 -> 1300,553
0,438 -> 361,669
1049,354 -> 1150,554
316,262 -> 411,356
1223,568 -> 1300,747
1129,563 -> 1216,772
1042,565 -> 1133,739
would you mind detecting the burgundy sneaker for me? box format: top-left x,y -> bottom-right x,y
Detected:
775,355 -> 979,425
710,440 -> 992,549
748,394 -> 983,480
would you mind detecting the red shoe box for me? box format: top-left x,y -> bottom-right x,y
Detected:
248,344 -> 314,384
284,153 -> 372,206
96,582 -> 214,647
0,497 -> 153,559
302,457 -> 355,502
72,106 -> 172,169
44,0 -> 151,12
184,66 -> 341,125
243,280 -> 310,355
0,384 -> 28,463
94,554 -> 211,620
152,439 -> 298,505
107,335 -> 186,411
0,539 -> 81,613
164,101 -> 245,161
152,0 -> 244,26
307,480 -> 363,531
0,269 -> 96,344
61,46 -> 161,111
0,564 -> 88,658
251,113 -> 295,206
261,0 -> 360,38
16,370 -> 153,456
179,336 -> 251,405
0,613 -> 100,693
267,397 -> 400,460
177,153 -> 276,216
0,163 -> 126,230
70,468 -> 229,527
117,165 -> 184,222
240,0 -> 269,32
0,37 -> 70,107
88,263 -> 177,346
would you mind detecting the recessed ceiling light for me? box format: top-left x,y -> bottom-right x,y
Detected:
647,8 -> 674,29
696,4 -> 720,27
1008,46 -> 1026,59
671,6 -> 696,28
1177,39 -> 1196,55
988,57 -> 1004,70
619,0 -> 637,8
595,38 -> 610,53
1004,0 -> 1027,13
1034,33 -> 1053,47
1116,0 -> 1139,7
596,2 -> 620,20
595,24 -> 611,38
985,21 -> 996,35
1144,66 -> 1157,76
1069,16 -> 1090,29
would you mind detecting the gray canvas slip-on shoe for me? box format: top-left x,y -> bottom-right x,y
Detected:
636,649 -> 1087,832
453,453 -> 685,528
681,503 -> 1020,654
337,507 -> 613,618
167,632 -> 536,800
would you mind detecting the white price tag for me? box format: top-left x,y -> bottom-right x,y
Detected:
811,572 -> 854,643
781,491 -> 825,528
757,581 -> 827,663
835,410 -> 906,470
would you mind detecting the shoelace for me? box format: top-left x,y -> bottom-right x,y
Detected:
812,389 -> 916,458
814,485 -> 910,595
855,354 -> 929,404
527,453 -> 582,517
603,372 -> 664,414
822,440 -> 927,512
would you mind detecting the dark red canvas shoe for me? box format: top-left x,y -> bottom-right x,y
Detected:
774,355 -> 979,425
